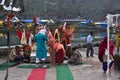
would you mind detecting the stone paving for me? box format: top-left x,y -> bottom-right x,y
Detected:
0,48 -> 120,80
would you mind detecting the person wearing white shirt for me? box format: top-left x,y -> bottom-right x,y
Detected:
86,31 -> 94,57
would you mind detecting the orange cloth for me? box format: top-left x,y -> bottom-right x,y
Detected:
48,32 -> 55,44
54,43 -> 64,52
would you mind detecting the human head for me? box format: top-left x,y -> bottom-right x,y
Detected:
36,25 -> 44,33
15,46 -> 20,51
55,39 -> 59,43
90,31 -> 93,36
103,36 -> 107,43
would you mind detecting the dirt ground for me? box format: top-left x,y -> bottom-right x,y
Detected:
0,48 -> 120,80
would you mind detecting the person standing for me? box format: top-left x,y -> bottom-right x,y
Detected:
34,26 -> 48,67
86,31 -> 94,57
98,36 -> 114,74
115,31 -> 120,54
47,29 -> 57,65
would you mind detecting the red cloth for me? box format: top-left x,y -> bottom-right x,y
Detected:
54,43 -> 64,52
55,49 -> 64,63
26,30 -> 30,43
47,31 -> 55,46
98,36 -> 114,60
16,29 -> 22,40
7,14 -> 14,29
7,17 -> 10,29
33,14 -> 37,24
27,68 -> 46,80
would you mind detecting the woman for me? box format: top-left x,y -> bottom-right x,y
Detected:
98,36 -> 114,74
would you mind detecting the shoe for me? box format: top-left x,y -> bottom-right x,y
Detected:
36,64 -> 39,68
86,56 -> 89,57
103,71 -> 106,74
42,65 -> 47,68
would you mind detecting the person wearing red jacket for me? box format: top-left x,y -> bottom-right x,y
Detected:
54,40 -> 65,64
98,36 -> 114,74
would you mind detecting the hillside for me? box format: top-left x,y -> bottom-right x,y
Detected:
22,0 -> 120,21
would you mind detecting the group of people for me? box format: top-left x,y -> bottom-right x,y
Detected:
9,23 -> 115,74
33,24 -> 82,67
9,44 -> 32,63
86,31 -> 114,74
9,22 -> 82,68
9,46 -> 23,63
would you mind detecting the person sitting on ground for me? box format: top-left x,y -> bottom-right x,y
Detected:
65,44 -> 74,58
9,46 -> 24,63
54,39 -> 65,64
22,44 -> 31,63
68,44 -> 82,65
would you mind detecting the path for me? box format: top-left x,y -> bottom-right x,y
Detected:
0,48 -> 120,80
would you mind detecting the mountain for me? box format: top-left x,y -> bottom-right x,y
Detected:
1,0 -> 120,21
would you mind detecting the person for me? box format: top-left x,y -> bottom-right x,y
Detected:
86,31 -> 94,57
98,36 -> 114,74
9,46 -> 24,63
30,42 -> 36,63
115,31 -> 120,53
34,26 -> 48,67
46,29 -> 56,65
68,45 -> 82,65
65,44 -> 73,58
22,44 -> 31,63
118,35 -> 120,55
54,39 -> 65,64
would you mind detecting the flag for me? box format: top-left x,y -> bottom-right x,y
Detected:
16,29 -> 22,40
7,16 -> 10,29
33,13 -> 37,24
26,30 -> 30,43
7,14 -> 14,29
21,29 -> 27,45
63,22 -> 66,30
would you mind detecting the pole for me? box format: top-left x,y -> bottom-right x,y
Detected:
4,30 -> 10,80
107,23 -> 110,80
3,0 -> 23,79
106,14 -> 113,80
4,13 -> 12,80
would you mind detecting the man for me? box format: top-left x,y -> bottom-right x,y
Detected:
9,46 -> 24,63
34,26 -> 48,67
86,31 -> 94,57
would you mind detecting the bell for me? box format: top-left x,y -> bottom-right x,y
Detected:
0,0 -> 5,5
3,5 -> 12,10
12,7 -> 21,12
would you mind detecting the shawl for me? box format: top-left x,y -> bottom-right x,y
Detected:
98,36 -> 114,60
